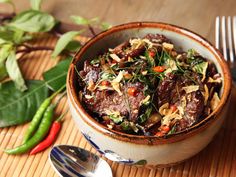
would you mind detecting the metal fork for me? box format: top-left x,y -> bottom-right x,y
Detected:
215,16 -> 236,81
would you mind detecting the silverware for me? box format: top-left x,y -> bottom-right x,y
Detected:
215,16 -> 236,81
49,145 -> 113,177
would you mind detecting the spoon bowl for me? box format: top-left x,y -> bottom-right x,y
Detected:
49,145 -> 113,177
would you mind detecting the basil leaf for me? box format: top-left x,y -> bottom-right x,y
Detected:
0,38 -> 6,45
121,121 -> 132,131
100,22 -> 112,30
71,16 -> 89,25
0,27 -> 29,44
0,30 -> 14,43
0,0 -> 14,7
65,40 -> 81,52
0,0 -> 11,2
6,50 -> 27,91
43,58 -> 71,91
0,80 -> 49,127
0,44 -> 12,80
0,62 -> 7,80
193,61 -> 208,76
8,10 -> 56,32
138,106 -> 152,124
52,31 -> 82,58
30,0 -> 42,10
0,44 -> 12,61
12,29 -> 25,44
71,16 -> 99,25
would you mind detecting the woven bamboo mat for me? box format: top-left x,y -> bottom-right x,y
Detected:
0,34 -> 236,177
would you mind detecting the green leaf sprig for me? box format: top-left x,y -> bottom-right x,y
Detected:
30,0 -> 43,11
0,0 -> 16,12
52,31 -> 83,58
8,10 -> 56,32
0,80 -> 49,127
71,15 -> 112,35
0,0 -> 57,90
6,50 -> 27,91
0,0 -> 111,128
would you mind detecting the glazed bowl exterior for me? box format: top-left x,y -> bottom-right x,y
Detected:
67,22 -> 231,167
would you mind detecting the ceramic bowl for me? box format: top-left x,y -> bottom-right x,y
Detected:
67,22 -> 231,167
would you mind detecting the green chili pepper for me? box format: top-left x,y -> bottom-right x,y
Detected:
22,85 -> 66,143
5,104 -> 55,155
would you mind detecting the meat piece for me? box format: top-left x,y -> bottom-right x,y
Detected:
185,91 -> 204,120
112,41 -> 130,57
112,34 -> 170,61
157,73 -> 193,107
157,74 -> 204,131
144,34 -> 171,44
117,44 -> 146,68
157,73 -> 177,106
175,90 -> 204,131
144,33 -> 172,52
84,82 -> 146,122
124,44 -> 146,59
79,61 -> 100,85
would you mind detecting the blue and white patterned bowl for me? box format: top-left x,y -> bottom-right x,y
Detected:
67,22 -> 231,167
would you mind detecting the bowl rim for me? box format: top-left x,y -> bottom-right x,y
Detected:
67,21 -> 232,145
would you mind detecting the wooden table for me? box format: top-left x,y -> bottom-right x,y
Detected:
1,1 -> 236,177
1,0 -> 236,43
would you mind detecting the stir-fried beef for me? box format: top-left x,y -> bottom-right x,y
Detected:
157,73 -> 204,130
175,90 -> 204,131
80,63 -> 146,122
144,33 -> 171,44
77,33 -> 222,136
79,61 -> 100,85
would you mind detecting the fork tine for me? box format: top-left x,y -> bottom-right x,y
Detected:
215,16 -> 220,50
227,16 -> 234,63
221,16 -> 228,60
233,16 -> 236,63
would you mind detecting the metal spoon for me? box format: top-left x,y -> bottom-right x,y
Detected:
49,145 -> 113,177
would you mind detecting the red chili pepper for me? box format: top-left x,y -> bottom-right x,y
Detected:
29,110 -> 67,155
153,66 -> 165,73
170,104 -> 177,112
111,59 -> 118,64
155,131 -> 164,137
101,80 -> 110,86
160,125 -> 170,133
127,87 -> 138,96
148,51 -> 156,58
29,121 -> 61,155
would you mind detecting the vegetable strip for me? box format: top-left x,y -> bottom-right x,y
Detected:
5,104 -> 55,154
29,110 -> 68,155
22,84 -> 66,143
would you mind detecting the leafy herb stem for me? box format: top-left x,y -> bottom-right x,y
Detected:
0,12 -> 15,24
88,24 -> 96,36
16,46 -> 54,54
16,45 -> 75,57
122,80 -> 132,120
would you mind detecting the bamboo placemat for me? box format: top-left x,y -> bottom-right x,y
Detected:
0,34 -> 236,177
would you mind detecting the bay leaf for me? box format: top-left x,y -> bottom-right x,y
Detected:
0,80 -> 49,127
43,58 -> 71,91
